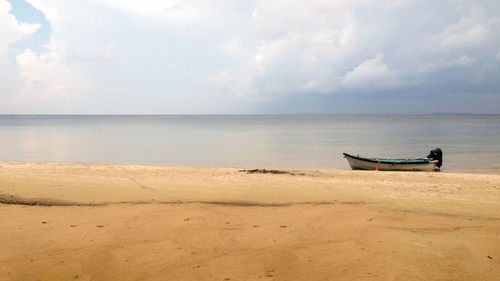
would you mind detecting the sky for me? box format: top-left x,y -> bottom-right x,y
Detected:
1,0 -> 499,114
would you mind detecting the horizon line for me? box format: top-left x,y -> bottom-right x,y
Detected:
1,113 -> 499,116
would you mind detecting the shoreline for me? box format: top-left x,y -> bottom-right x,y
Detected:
2,159 -> 499,175
1,162 -> 499,280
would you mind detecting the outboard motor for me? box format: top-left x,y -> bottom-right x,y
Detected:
427,148 -> 443,168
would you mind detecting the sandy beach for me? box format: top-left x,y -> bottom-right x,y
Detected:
1,162 -> 499,280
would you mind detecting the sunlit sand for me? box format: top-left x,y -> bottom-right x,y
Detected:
1,162 -> 499,280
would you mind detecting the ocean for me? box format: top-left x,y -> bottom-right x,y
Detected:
1,115 -> 499,173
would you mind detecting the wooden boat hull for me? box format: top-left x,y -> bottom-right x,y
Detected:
343,153 -> 438,172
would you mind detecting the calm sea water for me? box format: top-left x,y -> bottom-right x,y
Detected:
1,115 -> 499,173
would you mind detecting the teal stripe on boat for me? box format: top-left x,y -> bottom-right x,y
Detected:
368,158 -> 429,164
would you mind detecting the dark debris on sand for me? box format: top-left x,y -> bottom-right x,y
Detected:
239,169 -> 304,176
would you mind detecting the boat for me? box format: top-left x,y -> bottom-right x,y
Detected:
343,148 -> 442,172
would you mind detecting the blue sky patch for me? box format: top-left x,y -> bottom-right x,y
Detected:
8,0 -> 51,51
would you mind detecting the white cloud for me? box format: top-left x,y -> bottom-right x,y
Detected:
384,0 -> 413,9
0,1 -> 40,55
89,0 -> 221,28
0,0 -> 84,102
204,70 -> 251,97
15,47 -> 79,100
340,53 -> 400,89
18,22 -> 42,36
1,0 -> 499,113
439,23 -> 488,49
418,55 -> 477,73
212,1 -> 368,97
216,0 -> 499,99
447,55 -> 476,67
217,37 -> 247,56
70,42 -> 130,62
0,0 -> 41,104
435,5 -> 491,50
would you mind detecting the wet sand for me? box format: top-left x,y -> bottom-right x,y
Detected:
0,162 -> 499,280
